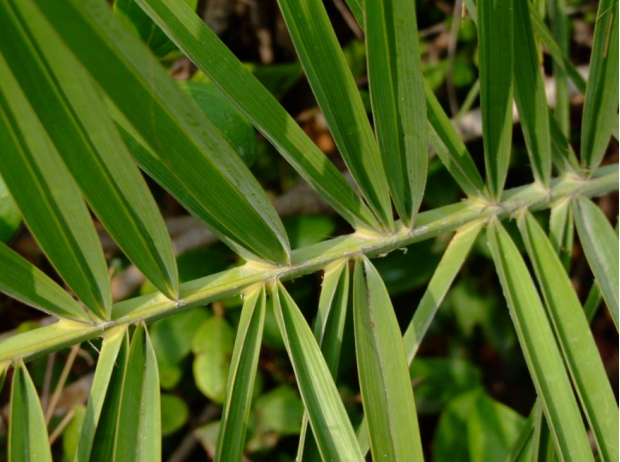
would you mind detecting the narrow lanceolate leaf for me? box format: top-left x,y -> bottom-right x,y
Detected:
215,287 -> 266,462
0,242 -> 89,322
478,0 -> 514,199
513,0 -> 551,187
573,196 -> 619,329
274,0 -> 394,229
548,0 -> 570,135
581,0 -> 619,171
0,53 -> 110,319
2,0 -> 178,299
9,362 -> 53,462
114,325 -> 161,461
364,0 -> 427,226
403,221 -> 483,362
425,83 -> 486,198
298,260 -> 350,460
487,220 -> 594,462
549,112 -> 580,174
353,257 -> 423,462
74,327 -> 127,462
35,0 -> 290,266
90,332 -> 130,462
518,212 -> 618,461
271,282 -> 364,461
0,362 -> 8,393
135,0 -> 380,233
549,199 -> 573,271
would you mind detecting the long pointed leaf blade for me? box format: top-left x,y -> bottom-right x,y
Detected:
487,220 -> 594,461
298,260 -> 350,460
114,324 -> 161,461
518,212 -> 618,460
573,196 -> 619,329
274,0 -> 394,229
548,199 -> 573,271
9,362 -> 53,462
478,0 -> 514,200
0,52 -> 110,319
2,0 -> 179,299
353,257 -> 423,462
271,282 -> 364,461
548,0 -> 570,135
581,0 -> 619,171
215,286 -> 266,462
364,0 -> 427,225
34,0 -> 290,266
135,0 -> 380,233
513,0 -> 551,187
74,327 -> 127,462
0,242 -> 90,322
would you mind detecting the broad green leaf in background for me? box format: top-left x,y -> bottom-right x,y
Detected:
179,81 -> 257,167
548,199 -> 573,271
573,196 -> 619,330
114,0 -> 197,57
192,315 -> 234,403
513,0 -> 551,187
364,0 -> 427,225
298,260 -> 350,460
518,211 -> 618,461
253,385 -> 305,436
114,325 -> 161,462
353,257 -> 423,462
271,282 -> 364,461
3,0 -> 179,299
274,0 -> 394,229
35,0 -> 291,266
478,0 -> 514,200
136,0 -> 382,232
581,0 -> 619,171
548,0 -> 570,135
0,51 -> 110,319
215,286 -> 266,462
0,175 -> 21,243
0,242 -> 90,322
75,327 -> 127,462
160,394 -> 189,436
9,362 -> 53,462
487,220 -> 594,462
425,84 -> 486,198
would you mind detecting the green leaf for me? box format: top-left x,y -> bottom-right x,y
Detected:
487,219 -> 594,461
0,242 -> 90,322
548,0 -> 570,135
274,0 -> 394,229
254,385 -> 306,436
0,175 -> 21,243
548,199 -> 573,271
549,112 -> 580,174
62,405 -> 86,462
364,0 -> 427,225
0,361 -> 8,393
114,324 -> 161,461
9,362 -> 53,462
215,286 -> 266,462
75,326 -> 127,462
136,0 -> 381,232
298,260 -> 350,460
0,49 -> 110,319
192,315 -> 235,403
573,196 -> 619,329
35,0 -> 290,266
160,394 -> 189,436
425,83 -> 486,198
2,0 -> 179,299
478,0 -> 514,199
179,81 -> 257,167
581,0 -> 619,171
271,282 -> 364,461
353,257 -> 423,462
513,0 -> 551,187
518,211 -> 618,460
114,0 -> 196,57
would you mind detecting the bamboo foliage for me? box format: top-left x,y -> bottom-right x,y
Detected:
0,0 -> 617,460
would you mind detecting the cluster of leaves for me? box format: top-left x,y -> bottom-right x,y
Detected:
0,0 -> 617,460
